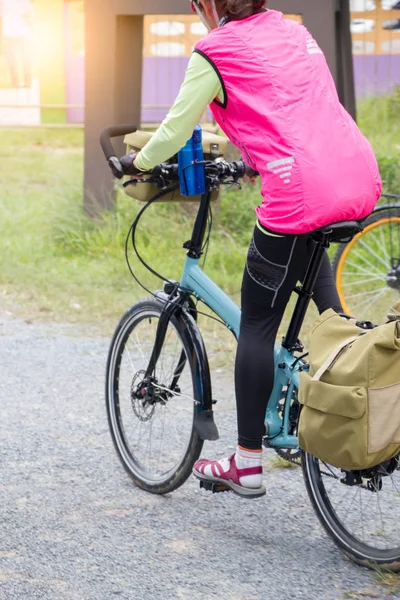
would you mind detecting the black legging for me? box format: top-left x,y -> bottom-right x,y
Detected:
235,222 -> 342,450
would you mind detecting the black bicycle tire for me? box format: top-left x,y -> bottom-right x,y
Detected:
302,451 -> 400,571
105,298 -> 206,495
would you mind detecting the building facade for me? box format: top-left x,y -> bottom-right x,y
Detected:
0,0 -> 399,125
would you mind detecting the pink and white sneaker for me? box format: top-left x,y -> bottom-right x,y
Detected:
193,453 -> 266,498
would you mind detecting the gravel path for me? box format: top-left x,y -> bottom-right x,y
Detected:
0,312 -> 393,600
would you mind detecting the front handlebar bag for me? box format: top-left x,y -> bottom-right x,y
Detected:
298,309 -> 400,470
123,130 -> 228,202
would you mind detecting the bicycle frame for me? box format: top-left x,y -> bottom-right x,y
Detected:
180,253 -> 301,449
176,189 -> 328,450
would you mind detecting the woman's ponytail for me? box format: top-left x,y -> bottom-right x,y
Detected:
221,0 -> 267,20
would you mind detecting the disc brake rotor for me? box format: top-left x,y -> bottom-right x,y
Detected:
130,370 -> 156,422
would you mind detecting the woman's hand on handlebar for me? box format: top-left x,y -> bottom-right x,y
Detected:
119,152 -> 145,177
243,163 -> 259,186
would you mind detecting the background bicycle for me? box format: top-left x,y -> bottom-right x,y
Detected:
334,195 -> 400,323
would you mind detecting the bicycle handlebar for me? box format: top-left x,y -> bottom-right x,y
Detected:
126,159 -> 247,191
99,125 -> 254,188
100,125 -> 138,179
100,124 -> 137,160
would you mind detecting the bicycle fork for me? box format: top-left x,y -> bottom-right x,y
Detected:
144,292 -> 219,441
144,294 -> 182,382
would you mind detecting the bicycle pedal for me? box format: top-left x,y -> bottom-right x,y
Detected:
199,480 -> 231,494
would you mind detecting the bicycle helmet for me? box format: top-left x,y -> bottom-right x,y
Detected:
190,0 -> 220,31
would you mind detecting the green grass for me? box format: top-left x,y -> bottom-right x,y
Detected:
0,92 -> 397,338
371,567 -> 400,596
342,568 -> 400,599
358,90 -> 400,157
358,91 -> 400,194
0,126 -> 313,366
0,128 -> 251,345
266,456 -> 300,471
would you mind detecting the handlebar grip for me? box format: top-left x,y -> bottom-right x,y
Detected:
244,165 -> 259,178
235,160 -> 246,179
99,124 -> 138,160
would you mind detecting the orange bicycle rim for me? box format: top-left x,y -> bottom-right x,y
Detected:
335,217 -> 400,315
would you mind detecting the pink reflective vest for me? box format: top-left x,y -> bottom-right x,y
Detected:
195,10 -> 381,235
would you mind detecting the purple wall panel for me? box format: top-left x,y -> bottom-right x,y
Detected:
66,54 -> 400,125
66,55 -> 85,123
353,55 -> 400,98
141,56 -> 189,123
141,57 -> 213,123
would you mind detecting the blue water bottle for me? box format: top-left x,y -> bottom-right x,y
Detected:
178,125 -> 206,197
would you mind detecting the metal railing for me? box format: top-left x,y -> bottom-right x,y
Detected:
0,104 -> 211,128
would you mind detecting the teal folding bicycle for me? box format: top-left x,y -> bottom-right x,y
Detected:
101,125 -> 400,572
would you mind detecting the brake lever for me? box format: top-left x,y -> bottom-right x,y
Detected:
108,156 -> 124,179
205,174 -> 220,192
222,180 -> 242,190
123,178 -> 142,188
122,174 -> 170,191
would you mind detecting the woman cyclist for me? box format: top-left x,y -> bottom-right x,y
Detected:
124,0 -> 381,498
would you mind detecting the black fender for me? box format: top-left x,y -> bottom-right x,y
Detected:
155,291 -> 219,441
366,201 -> 400,218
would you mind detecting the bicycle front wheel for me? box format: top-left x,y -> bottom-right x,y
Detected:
333,207 -> 400,323
106,298 -> 206,494
302,452 -> 400,571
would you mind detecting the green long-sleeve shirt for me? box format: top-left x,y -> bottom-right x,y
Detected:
136,52 -> 223,171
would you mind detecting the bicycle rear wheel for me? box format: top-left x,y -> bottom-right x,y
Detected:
302,451 -> 400,570
333,207 -> 400,323
106,298 -> 206,494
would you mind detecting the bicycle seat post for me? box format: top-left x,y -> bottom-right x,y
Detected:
282,232 -> 330,352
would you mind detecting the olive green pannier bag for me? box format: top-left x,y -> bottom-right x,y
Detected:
298,308 -> 400,470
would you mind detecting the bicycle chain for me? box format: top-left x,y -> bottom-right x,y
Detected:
274,448 -> 302,466
272,452 -> 349,479
272,385 -> 302,466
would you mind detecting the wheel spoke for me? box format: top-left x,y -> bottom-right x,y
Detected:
348,248 -> 386,276
133,329 -> 146,362
125,344 -> 139,375
357,238 -> 390,270
378,226 -> 390,264
341,276 -> 386,287
359,487 -> 365,543
342,257 -> 385,278
375,486 -> 387,549
348,288 -> 388,312
152,382 -> 195,404
156,405 -> 168,472
345,287 -> 386,300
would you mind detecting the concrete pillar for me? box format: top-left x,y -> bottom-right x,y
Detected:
337,0 -> 357,119
114,16 -> 144,157
84,0 -> 355,214
84,0 -> 188,214
269,0 -> 355,114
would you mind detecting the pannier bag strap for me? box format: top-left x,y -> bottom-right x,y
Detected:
311,335 -> 360,382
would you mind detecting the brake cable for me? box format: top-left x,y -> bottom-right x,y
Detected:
124,184 -> 227,328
